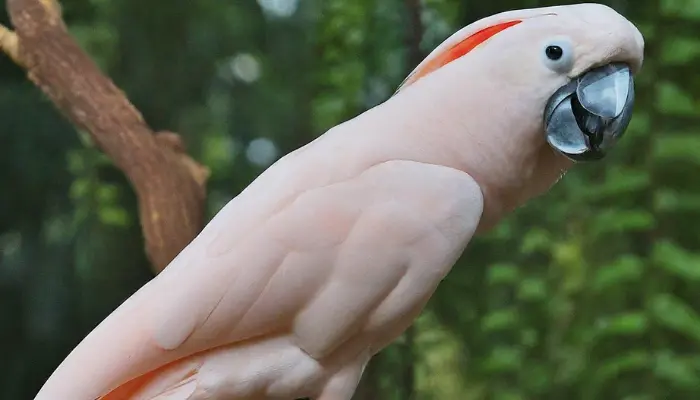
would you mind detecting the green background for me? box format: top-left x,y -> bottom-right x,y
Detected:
1,0 -> 699,399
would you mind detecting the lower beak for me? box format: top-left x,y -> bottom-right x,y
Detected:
544,63 -> 635,162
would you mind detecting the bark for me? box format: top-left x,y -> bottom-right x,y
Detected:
0,0 -> 209,273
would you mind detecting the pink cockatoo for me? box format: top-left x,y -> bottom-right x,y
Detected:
35,3 -> 644,400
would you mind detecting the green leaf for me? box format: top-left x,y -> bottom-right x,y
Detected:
653,240 -> 700,281
98,206 -> 130,227
622,395 -> 655,400
594,312 -> 649,338
481,346 -> 524,373
649,294 -> 700,342
76,129 -> 95,148
201,135 -> 236,173
582,166 -> 650,201
591,255 -> 645,292
657,82 -> 698,116
520,228 -> 551,254
654,134 -> 700,164
97,184 -> 119,204
481,308 -> 519,332
653,351 -> 700,389
66,150 -> 86,174
517,278 -> 547,301
590,351 -> 650,389
661,37 -> 700,65
492,389 -> 526,400
520,362 -> 550,393
486,220 -> 514,240
589,208 -> 655,236
661,0 -> 700,19
487,263 -> 520,285
520,328 -> 538,347
655,189 -> 700,213
69,178 -> 91,201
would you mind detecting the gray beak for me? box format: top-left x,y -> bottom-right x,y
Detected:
544,63 -> 635,162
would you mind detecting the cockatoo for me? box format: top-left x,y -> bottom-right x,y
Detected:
35,3 -> 644,400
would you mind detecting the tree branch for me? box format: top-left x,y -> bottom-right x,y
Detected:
1,0 -> 209,273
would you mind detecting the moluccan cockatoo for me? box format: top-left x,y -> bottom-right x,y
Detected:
35,3 -> 644,400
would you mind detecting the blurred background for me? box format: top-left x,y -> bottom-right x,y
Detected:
0,0 -> 699,398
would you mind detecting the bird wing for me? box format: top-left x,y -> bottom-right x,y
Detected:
34,159 -> 483,400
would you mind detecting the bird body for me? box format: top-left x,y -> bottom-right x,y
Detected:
34,3 -> 644,399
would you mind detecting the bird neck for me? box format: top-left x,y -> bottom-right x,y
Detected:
336,86 -> 573,233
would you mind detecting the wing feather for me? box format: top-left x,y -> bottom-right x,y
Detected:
35,159 -> 483,400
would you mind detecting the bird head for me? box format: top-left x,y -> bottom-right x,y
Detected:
389,3 -> 644,226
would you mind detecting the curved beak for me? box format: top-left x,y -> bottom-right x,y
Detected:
544,63 -> 635,162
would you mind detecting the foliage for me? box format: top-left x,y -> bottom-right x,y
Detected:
0,0 -> 699,399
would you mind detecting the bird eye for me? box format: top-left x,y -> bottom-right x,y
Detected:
545,45 -> 563,60
541,38 -> 574,73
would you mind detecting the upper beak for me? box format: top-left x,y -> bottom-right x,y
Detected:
544,63 -> 635,162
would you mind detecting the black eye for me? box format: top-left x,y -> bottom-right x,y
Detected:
545,45 -> 563,60
542,39 -> 573,72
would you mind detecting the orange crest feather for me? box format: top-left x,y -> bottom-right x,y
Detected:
398,20 -> 522,90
